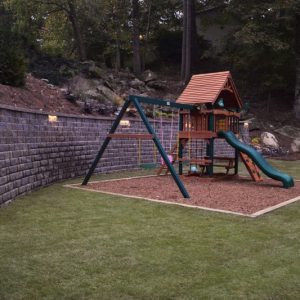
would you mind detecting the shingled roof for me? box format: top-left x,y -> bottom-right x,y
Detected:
176,71 -> 242,109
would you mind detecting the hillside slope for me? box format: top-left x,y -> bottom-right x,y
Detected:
0,74 -> 83,115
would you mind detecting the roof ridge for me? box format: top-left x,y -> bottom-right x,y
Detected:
192,71 -> 230,78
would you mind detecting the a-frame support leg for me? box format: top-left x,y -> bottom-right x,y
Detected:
131,96 -> 190,198
82,100 -> 131,185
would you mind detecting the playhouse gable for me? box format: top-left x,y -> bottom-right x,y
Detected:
176,71 -> 242,109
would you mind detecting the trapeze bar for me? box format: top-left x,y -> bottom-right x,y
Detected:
129,95 -> 195,110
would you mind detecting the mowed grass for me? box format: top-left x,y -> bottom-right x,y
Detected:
0,161 -> 300,299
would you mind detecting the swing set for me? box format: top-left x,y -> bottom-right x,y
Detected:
82,95 -> 193,198
82,71 -> 294,199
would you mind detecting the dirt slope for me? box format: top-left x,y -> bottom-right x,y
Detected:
0,74 -> 83,115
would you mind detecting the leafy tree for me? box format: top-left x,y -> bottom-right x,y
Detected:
0,2 -> 26,86
99,0 -> 132,70
219,1 -> 295,108
6,0 -> 88,61
40,12 -> 73,57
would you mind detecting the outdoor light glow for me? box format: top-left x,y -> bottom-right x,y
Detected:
120,120 -> 130,127
217,98 -> 224,108
244,122 -> 249,128
48,115 -> 58,122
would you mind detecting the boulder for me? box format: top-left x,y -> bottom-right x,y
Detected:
63,90 -> 77,103
96,85 -> 124,106
66,75 -> 124,108
248,117 -> 261,131
275,125 -> 300,139
291,139 -> 300,153
84,101 -> 93,114
67,75 -> 102,96
80,61 -> 105,79
130,78 -> 145,89
121,88 -> 142,99
260,132 -> 279,149
141,70 -> 158,82
163,93 -> 177,101
84,89 -> 102,99
87,65 -> 105,79
59,64 -> 77,78
146,80 -> 167,90
118,70 -> 135,80
98,104 -> 115,115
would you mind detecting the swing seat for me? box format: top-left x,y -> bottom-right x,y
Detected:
160,154 -> 174,165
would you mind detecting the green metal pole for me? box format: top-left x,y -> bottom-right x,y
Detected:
234,148 -> 239,175
234,118 -> 239,174
178,109 -> 183,175
132,97 -> 190,198
131,95 -> 194,110
206,113 -> 215,176
82,100 -> 131,185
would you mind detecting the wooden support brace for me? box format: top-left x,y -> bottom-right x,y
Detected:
178,131 -> 217,139
107,133 -> 153,139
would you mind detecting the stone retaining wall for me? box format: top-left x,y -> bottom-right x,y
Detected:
0,105 -> 246,205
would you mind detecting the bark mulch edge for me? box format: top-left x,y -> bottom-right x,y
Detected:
64,183 -> 251,218
64,175 -> 300,218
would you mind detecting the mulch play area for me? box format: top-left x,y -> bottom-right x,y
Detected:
67,175 -> 300,217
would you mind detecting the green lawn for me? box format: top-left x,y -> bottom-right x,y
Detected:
0,161 -> 299,299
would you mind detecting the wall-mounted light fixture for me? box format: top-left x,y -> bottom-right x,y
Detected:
120,120 -> 130,127
48,115 -> 58,123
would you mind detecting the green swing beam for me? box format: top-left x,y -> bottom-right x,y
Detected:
82,95 -> 194,199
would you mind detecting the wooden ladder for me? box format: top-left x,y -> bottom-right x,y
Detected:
239,152 -> 263,182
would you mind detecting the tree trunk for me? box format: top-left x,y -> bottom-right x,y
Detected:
132,0 -> 142,76
181,0 -> 195,85
184,0 -> 192,84
142,0 -> 152,71
294,12 -> 300,119
181,0 -> 187,82
67,0 -> 86,61
115,33 -> 121,71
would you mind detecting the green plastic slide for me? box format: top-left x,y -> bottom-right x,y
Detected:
218,131 -> 294,188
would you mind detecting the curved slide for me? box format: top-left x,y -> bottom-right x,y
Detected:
218,131 -> 294,188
